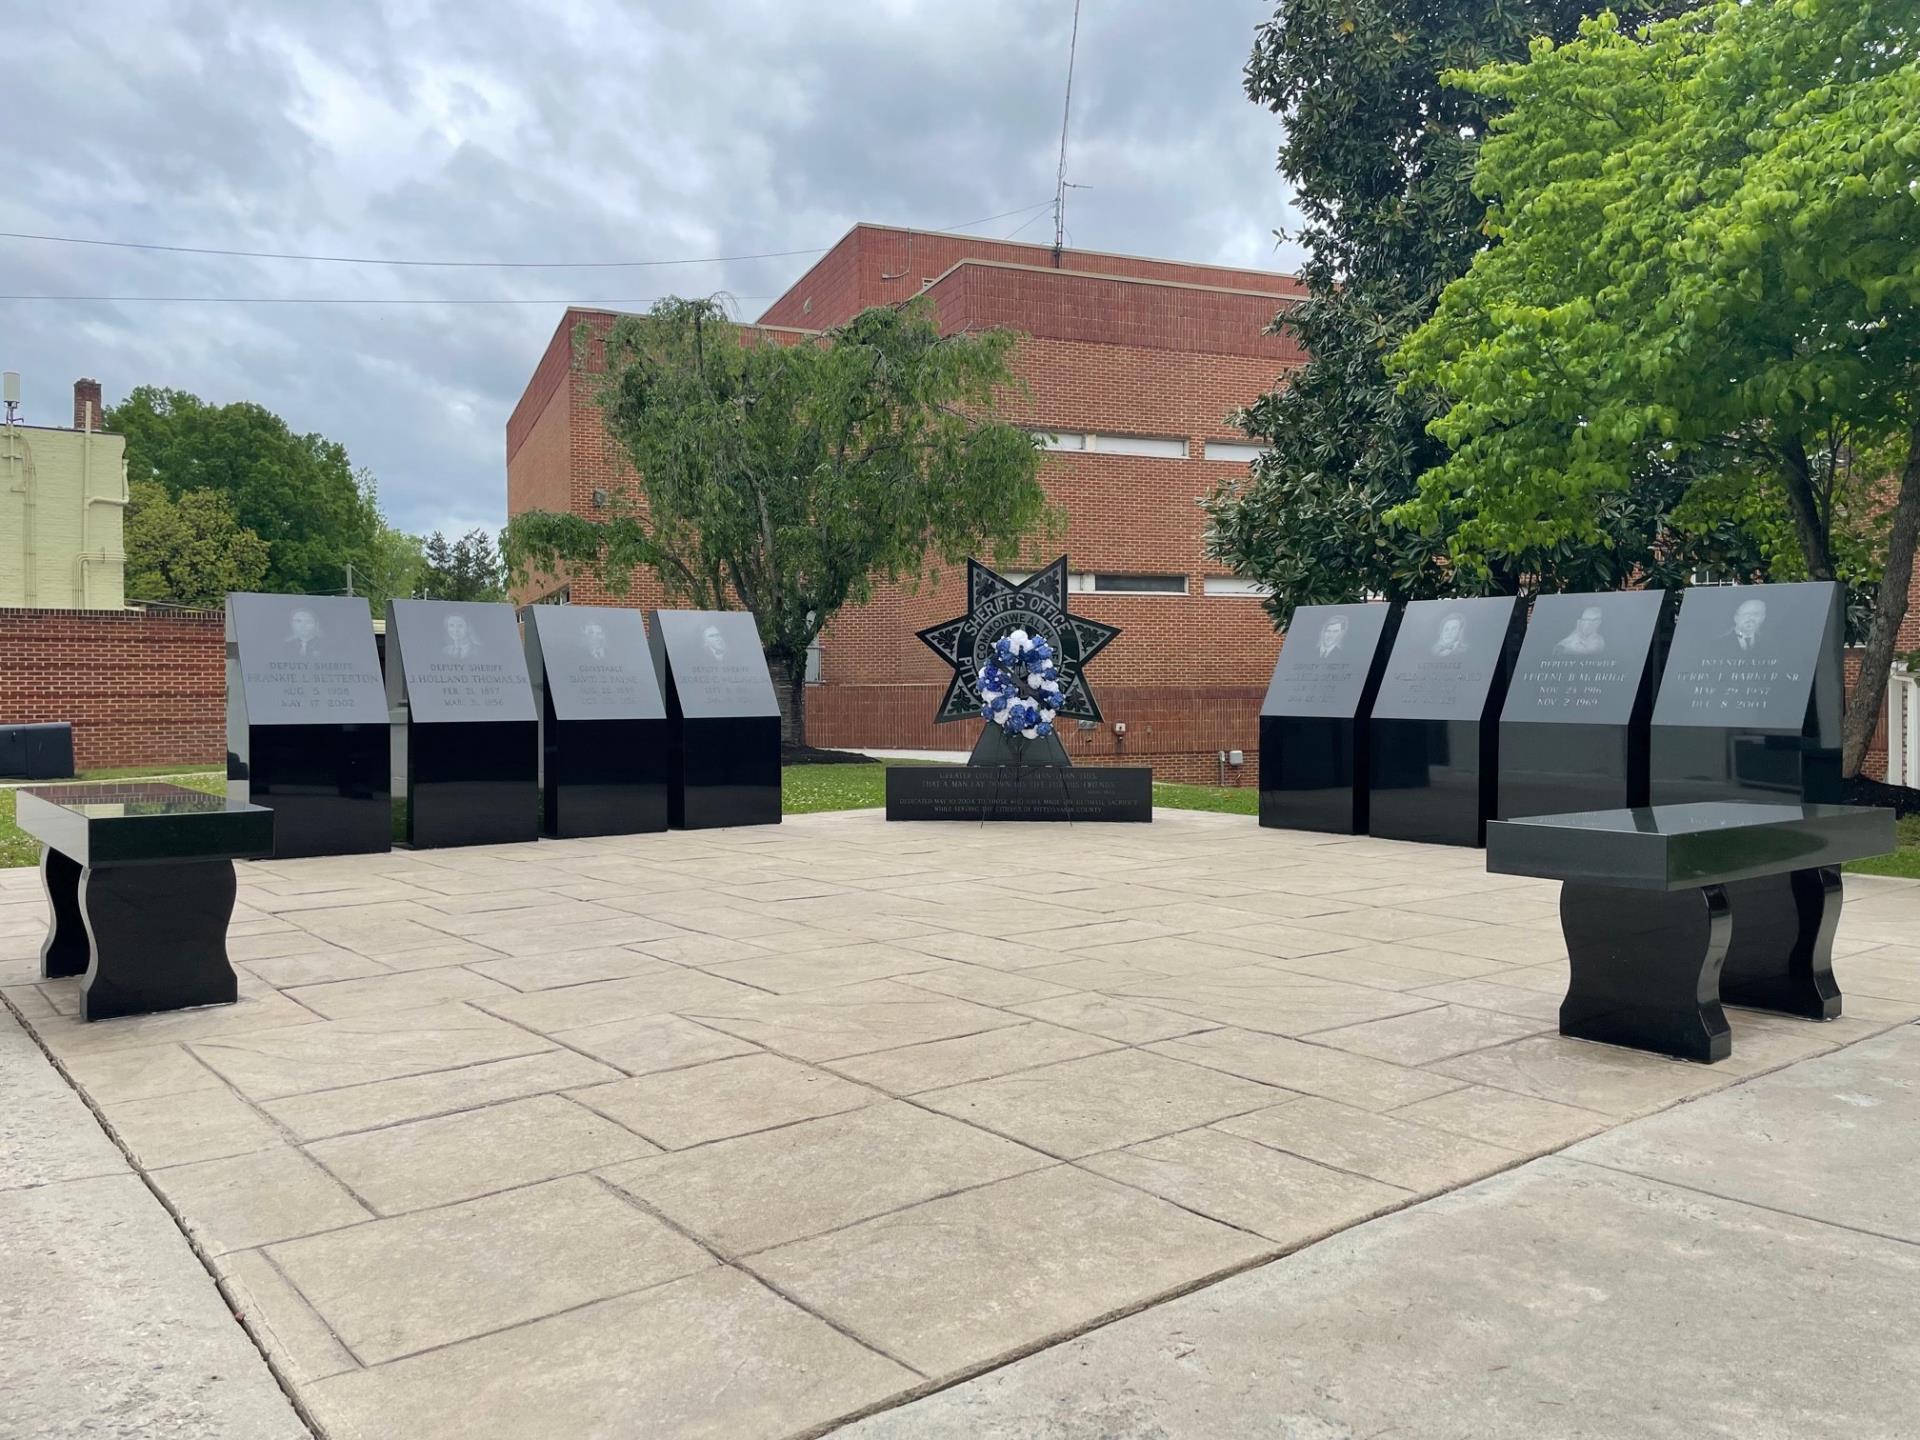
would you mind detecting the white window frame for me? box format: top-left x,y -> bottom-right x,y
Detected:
1203,440 -> 1269,464
1032,431 -> 1188,459
1202,576 -> 1271,598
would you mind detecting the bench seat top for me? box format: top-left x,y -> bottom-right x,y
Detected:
1486,802 -> 1894,891
16,783 -> 274,867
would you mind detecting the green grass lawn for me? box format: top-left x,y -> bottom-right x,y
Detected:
1845,813 -> 1920,878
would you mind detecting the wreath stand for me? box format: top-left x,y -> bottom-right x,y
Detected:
970,725 -> 1078,826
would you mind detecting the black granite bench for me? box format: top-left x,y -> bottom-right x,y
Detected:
16,783 -> 273,1022
1485,802 -> 1895,1063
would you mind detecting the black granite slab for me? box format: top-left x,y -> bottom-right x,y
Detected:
1368,595 -> 1526,846
16,782 -> 273,1022
15,783 -> 275,866
1485,802 -> 1893,890
526,606 -> 669,838
385,600 -> 538,848
1650,581 -> 1844,805
885,764 -> 1153,822
226,592 -> 391,858
1498,590 -> 1667,819
646,610 -> 781,830
1259,602 -> 1399,834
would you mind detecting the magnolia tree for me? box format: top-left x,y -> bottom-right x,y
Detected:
1392,0 -> 1920,775
502,298 -> 1051,747
1202,0 -> 1717,624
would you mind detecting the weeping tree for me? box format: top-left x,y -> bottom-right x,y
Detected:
502,297 -> 1051,746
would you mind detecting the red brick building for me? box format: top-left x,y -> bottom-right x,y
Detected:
505,224 -> 1308,782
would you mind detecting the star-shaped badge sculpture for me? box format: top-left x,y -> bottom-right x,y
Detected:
916,556 -> 1121,725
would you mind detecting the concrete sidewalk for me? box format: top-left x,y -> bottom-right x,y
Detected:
0,1006 -> 309,1440
836,1022 -> 1920,1439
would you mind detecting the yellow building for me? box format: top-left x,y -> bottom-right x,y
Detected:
0,377 -> 129,610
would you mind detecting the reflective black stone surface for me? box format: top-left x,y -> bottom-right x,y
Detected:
386,600 -> 539,848
0,722 -> 74,780
647,610 -> 782,830
16,783 -> 271,1022
1650,580 -> 1844,805
1559,881 -> 1732,1062
1368,596 -> 1525,847
1485,802 -> 1892,889
229,724 -> 390,858
1258,602 -> 1399,834
226,593 -> 392,857
397,719 -> 540,849
1488,802 -> 1892,1061
527,607 -> 669,838
886,762 -> 1152,822
1498,590 -> 1666,819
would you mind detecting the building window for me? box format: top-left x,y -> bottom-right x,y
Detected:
1078,574 -> 1187,595
805,635 -> 823,683
1203,440 -> 1268,463
1033,431 -> 1187,459
1202,576 -> 1270,597
1003,571 -> 1186,595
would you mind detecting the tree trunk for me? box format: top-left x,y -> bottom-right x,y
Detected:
1780,436 -> 1837,581
1840,419 -> 1920,778
768,653 -> 808,751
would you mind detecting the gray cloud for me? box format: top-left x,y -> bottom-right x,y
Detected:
2,0 -> 1301,538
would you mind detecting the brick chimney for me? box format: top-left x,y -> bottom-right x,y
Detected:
73,377 -> 103,431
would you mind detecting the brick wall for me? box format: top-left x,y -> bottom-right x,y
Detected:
504,229 -> 1302,780
0,608 -> 226,770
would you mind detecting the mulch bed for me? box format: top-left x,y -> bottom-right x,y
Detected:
781,745 -> 878,766
1844,773 -> 1920,818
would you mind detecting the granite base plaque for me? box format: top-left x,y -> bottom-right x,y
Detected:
527,607 -> 669,838
885,762 -> 1153,822
647,610 -> 781,830
386,599 -> 538,848
1498,589 -> 1668,819
1258,603 -> 1400,834
1368,596 -> 1526,847
226,593 -> 391,857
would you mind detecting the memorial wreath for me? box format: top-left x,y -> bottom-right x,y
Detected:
977,628 -> 1062,740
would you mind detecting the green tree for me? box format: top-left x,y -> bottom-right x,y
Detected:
351,525 -> 427,611
503,297 -> 1050,745
122,478 -> 270,607
1202,0 -> 1717,622
108,387 -> 386,598
1391,0 -> 1920,774
417,529 -> 506,602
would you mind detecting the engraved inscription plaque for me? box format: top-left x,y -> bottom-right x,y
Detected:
527,606 -> 665,721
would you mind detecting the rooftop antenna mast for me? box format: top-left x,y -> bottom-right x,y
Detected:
1051,0 -> 1083,268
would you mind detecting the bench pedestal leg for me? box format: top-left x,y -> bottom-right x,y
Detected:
1720,867 -> 1843,1020
78,861 -> 240,1023
39,847 -> 88,979
1559,881 -> 1731,1063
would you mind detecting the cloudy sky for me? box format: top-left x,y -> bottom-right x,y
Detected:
5,1 -> 1302,538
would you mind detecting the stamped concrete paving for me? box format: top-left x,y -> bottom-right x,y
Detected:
0,1007 -> 308,1439
2,808 -> 1917,1440
838,1023 -> 1920,1440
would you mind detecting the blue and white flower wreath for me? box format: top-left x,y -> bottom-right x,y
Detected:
978,628 -> 1062,740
